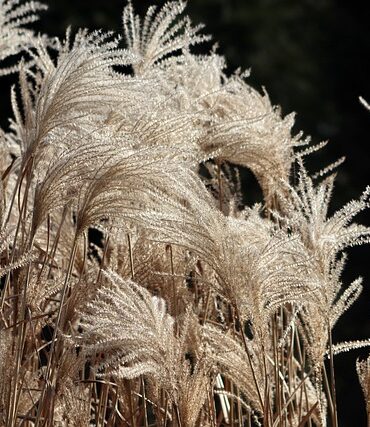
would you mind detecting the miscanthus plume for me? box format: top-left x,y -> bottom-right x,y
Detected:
0,1 -> 369,426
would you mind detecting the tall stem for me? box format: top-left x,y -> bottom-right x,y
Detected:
328,324 -> 338,427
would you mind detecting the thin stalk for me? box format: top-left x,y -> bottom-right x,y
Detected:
322,362 -> 335,424
125,379 -> 136,427
46,206 -> 68,279
217,159 -> 223,213
175,404 -> 182,427
235,307 -> 264,412
98,382 -> 110,427
2,155 -> 29,229
273,313 -> 282,427
96,232 -> 110,283
328,324 -> 338,427
126,234 -> 137,426
201,288 -> 212,325
168,244 -> 178,330
36,214 -> 50,282
163,392 -> 169,427
208,386 -> 217,427
127,233 -> 135,280
141,376 -> 149,427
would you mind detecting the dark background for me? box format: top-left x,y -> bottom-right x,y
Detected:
1,1 -> 369,425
